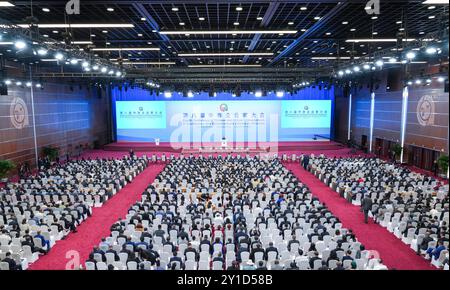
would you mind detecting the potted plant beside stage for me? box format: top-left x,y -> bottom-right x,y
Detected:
392,144 -> 403,163
0,160 -> 15,183
42,146 -> 60,162
437,155 -> 449,179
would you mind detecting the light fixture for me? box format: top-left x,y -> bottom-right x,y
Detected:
178,52 -> 273,57
115,71 -> 122,77
54,52 -> 64,61
345,69 -> 352,74
187,91 -> 194,98
338,70 -> 344,76
353,66 -> 360,72
160,30 -> 297,35
164,91 -> 172,98
300,6 -> 307,11
82,61 -> 89,67
4,79 -> 12,85
389,57 -> 397,63
276,91 -> 284,97
199,17 -> 205,21
363,64 -> 371,70
26,82 -> 32,87
255,91 -> 263,98
407,81 -> 413,85
426,47 -> 438,54
346,38 -> 416,43
375,60 -> 384,67
415,79 -> 422,85
120,61 -> 176,65
17,23 -> 135,28
437,76 -> 446,82
108,70 -> 115,75
14,40 -> 27,50
42,8 -> 50,12
70,59 -> 79,65
35,83 -> 42,88
187,64 -> 262,68
16,81 -> 22,86
171,7 -> 179,12
236,6 -> 243,11
92,65 -> 99,70
406,51 -> 416,59
101,67 -> 108,73
0,2 -> 14,7
91,47 -> 160,51
107,7 -> 114,12
37,48 -> 48,56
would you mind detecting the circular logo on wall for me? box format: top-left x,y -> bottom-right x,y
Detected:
219,104 -> 228,112
416,95 -> 435,127
10,97 -> 30,129
304,106 -> 309,111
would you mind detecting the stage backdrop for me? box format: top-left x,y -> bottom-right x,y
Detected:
113,89 -> 333,143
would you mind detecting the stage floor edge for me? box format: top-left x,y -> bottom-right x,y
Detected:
103,141 -> 346,153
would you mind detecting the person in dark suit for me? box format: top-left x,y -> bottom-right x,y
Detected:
361,195 -> 373,224
265,242 -> 279,260
2,252 -> 22,270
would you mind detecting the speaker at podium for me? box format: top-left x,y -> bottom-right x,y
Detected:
221,137 -> 228,149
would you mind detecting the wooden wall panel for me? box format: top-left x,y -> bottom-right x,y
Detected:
0,82 -> 111,168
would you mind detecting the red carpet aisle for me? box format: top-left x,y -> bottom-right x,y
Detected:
283,163 -> 436,270
29,164 -> 165,270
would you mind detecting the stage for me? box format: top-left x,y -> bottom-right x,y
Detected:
103,141 -> 347,154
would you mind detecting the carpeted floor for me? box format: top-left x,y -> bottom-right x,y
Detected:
283,162 -> 436,270
28,163 -> 165,270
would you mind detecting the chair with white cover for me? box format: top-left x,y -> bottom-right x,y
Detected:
212,261 -> 223,270
185,260 -> 197,270
313,259 -> 322,270
85,261 -> 96,270
198,260 -> 209,270
343,259 -> 353,269
96,262 -> 108,270
127,261 -> 138,270
0,262 -> 10,270
297,259 -> 310,270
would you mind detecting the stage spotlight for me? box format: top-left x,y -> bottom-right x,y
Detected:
164,91 -> 172,98
388,57 -> 397,63
438,76 -> 446,83
115,71 -> 122,77
407,81 -> 413,86
14,40 -> 27,50
426,47 -> 437,55
187,91 -> 194,98
276,91 -> 284,98
353,66 -> 360,72
108,70 -> 115,75
101,67 -> 108,73
26,82 -> 32,87
82,61 -> 89,68
375,60 -> 384,67
35,83 -> 42,88
92,65 -> 99,71
54,52 -> 65,61
16,81 -> 22,86
4,80 -> 12,85
363,64 -> 371,70
70,59 -> 79,65
338,70 -> 344,76
37,48 -> 48,56
426,78 -> 432,84
345,69 -> 351,74
406,51 -> 416,60
255,91 -> 263,98
415,79 -> 422,85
